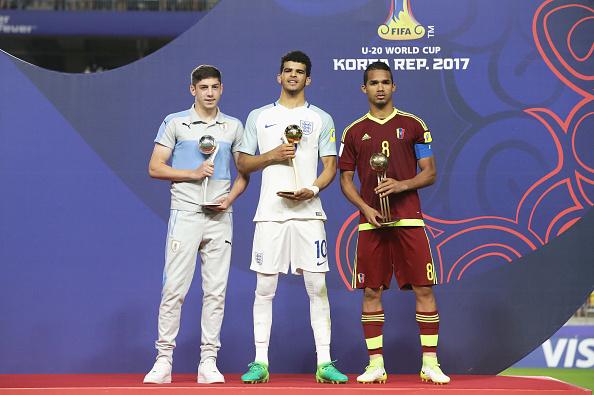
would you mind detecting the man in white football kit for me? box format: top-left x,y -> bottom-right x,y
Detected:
237,51 -> 348,384
143,65 -> 248,384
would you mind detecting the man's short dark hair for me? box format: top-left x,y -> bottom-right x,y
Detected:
191,65 -> 221,85
280,50 -> 312,77
363,61 -> 393,85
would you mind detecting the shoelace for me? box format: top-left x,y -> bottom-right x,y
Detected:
364,363 -> 382,373
248,362 -> 264,372
320,360 -> 338,371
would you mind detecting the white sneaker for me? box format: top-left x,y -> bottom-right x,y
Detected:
356,364 -> 387,384
420,362 -> 450,384
143,359 -> 172,384
197,357 -> 225,384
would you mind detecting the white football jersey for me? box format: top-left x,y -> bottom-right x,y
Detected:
239,101 -> 337,221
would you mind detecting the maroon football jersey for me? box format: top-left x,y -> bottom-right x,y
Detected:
339,108 -> 433,224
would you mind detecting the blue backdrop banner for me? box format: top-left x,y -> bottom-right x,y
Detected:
0,0 -> 593,375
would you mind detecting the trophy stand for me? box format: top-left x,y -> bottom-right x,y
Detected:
278,124 -> 303,196
370,152 -> 392,223
198,135 -> 221,207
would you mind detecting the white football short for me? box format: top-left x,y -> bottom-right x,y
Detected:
250,219 -> 330,275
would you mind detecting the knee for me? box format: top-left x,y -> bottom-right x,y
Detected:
255,275 -> 278,299
363,287 -> 382,302
412,285 -> 434,301
303,273 -> 328,299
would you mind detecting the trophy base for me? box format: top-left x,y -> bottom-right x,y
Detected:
277,190 -> 297,196
378,220 -> 398,227
201,202 -> 222,208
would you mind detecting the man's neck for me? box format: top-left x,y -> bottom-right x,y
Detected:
278,90 -> 306,109
369,102 -> 394,119
194,104 -> 218,122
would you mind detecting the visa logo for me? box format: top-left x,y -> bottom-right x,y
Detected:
542,338 -> 594,368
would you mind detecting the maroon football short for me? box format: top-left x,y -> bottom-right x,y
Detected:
352,226 -> 438,290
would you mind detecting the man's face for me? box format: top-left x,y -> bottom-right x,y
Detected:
362,69 -> 395,106
277,61 -> 311,93
190,77 -> 222,111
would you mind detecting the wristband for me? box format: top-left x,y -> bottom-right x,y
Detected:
305,185 -> 320,196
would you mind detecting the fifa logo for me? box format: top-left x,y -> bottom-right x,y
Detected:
378,0 -> 426,41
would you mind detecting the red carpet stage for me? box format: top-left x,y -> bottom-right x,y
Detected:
0,374 -> 589,394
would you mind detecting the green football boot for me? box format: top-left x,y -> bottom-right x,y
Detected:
315,361 -> 348,384
241,361 -> 269,384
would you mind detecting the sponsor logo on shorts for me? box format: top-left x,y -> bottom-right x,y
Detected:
357,273 -> 365,284
316,212 -> 323,216
255,252 -> 264,265
170,239 -> 181,253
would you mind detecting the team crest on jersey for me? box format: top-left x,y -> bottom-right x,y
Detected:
255,252 -> 264,265
300,120 -> 313,135
357,273 -> 365,284
396,128 -> 405,139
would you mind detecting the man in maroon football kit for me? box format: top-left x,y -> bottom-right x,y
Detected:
338,61 -> 450,385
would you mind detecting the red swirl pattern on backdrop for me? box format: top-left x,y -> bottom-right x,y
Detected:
336,0 -> 594,290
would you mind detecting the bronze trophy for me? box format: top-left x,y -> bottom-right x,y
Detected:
370,152 -> 392,223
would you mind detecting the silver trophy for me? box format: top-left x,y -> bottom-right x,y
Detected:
279,124 -> 303,195
198,134 -> 220,207
370,152 -> 392,223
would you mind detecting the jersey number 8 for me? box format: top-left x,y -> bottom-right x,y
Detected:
381,140 -> 390,157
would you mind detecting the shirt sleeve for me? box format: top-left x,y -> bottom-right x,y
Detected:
231,120 -> 245,153
237,110 -> 258,155
154,117 -> 176,149
413,117 -> 433,159
318,113 -> 337,157
338,127 -> 356,171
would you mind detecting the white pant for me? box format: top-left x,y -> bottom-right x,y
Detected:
155,209 -> 233,362
250,219 -> 329,275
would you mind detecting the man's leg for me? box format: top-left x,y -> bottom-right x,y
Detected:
302,271 -> 348,384
145,210 -> 202,384
242,221 -> 288,384
353,228 -> 391,384
241,272 -> 278,383
403,226 -> 449,385
357,287 -> 388,384
197,212 -> 233,383
412,285 -> 449,384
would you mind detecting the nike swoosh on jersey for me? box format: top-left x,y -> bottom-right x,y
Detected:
265,123 -> 277,128
316,260 -> 327,266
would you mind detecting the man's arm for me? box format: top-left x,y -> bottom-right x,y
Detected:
148,143 -> 213,182
211,152 -> 250,211
237,144 -> 295,174
340,170 -> 383,227
285,155 -> 336,201
374,156 -> 436,198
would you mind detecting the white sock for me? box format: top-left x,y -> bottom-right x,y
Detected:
303,271 -> 331,365
253,273 -> 278,365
